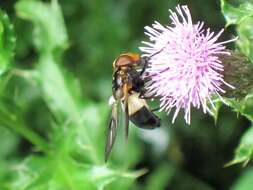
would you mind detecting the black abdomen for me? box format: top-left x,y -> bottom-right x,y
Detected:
129,107 -> 161,129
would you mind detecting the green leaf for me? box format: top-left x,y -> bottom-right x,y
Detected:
0,10 -> 15,75
211,98 -> 223,124
16,0 -> 99,163
220,1 -> 253,123
236,18 -> 253,62
15,0 -> 68,53
225,125 -> 253,166
7,154 -> 144,190
231,168 -> 253,190
37,53 -> 82,121
9,155 -> 96,190
15,0 -> 80,122
221,0 -> 253,62
224,94 -> 253,121
221,0 -> 253,26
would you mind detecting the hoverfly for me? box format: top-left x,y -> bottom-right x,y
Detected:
105,53 -> 161,162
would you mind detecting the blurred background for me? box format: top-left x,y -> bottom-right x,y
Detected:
0,0 -> 252,190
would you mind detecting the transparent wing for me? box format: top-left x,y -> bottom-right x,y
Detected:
105,99 -> 119,162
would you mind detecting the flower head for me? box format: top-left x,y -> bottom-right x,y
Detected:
139,5 -> 236,124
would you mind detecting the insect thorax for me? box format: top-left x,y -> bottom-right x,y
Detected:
112,66 -> 145,100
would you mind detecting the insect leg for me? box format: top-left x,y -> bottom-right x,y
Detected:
139,57 -> 149,76
123,84 -> 129,140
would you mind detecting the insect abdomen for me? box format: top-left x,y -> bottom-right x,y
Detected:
129,106 -> 160,129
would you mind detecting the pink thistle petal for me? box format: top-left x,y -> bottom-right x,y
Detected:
139,5 -> 237,124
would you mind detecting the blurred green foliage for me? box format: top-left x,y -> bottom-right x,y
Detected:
0,0 -> 252,190
221,0 -> 253,172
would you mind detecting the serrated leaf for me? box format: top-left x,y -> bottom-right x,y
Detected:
224,94 -> 253,121
0,10 -> 15,75
225,125 -> 253,166
221,0 -> 253,26
221,0 -> 253,62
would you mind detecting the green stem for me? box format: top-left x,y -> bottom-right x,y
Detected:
0,110 -> 49,153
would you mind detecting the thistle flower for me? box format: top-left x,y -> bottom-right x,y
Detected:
139,5 -> 236,124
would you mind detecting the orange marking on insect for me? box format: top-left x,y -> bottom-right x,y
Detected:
113,53 -> 140,68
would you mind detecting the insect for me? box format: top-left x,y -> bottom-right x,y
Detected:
105,53 -> 161,162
